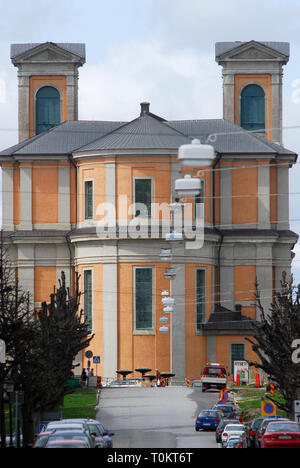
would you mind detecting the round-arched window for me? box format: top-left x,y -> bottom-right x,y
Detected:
240,84 -> 265,132
35,86 -> 61,135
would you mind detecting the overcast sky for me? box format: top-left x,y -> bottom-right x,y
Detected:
0,0 -> 299,283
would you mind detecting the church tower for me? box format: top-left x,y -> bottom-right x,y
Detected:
215,41 -> 289,144
11,42 -> 86,142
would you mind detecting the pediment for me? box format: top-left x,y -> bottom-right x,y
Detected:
12,42 -> 84,64
230,46 -> 277,60
218,41 -> 289,62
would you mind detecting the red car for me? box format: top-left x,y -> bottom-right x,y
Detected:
45,439 -> 89,448
261,421 -> 300,448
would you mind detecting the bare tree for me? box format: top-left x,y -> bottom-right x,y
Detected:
247,272 -> 300,419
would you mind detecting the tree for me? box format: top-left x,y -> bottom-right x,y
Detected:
247,272 -> 300,419
0,239 -> 35,448
16,271 -> 93,446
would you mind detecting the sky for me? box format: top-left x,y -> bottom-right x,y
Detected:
0,0 -> 299,282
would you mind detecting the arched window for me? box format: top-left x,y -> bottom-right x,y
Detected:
35,86 -> 61,135
241,84 -> 265,132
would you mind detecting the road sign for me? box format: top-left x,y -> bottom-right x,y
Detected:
85,350 -> 93,359
261,400 -> 277,417
0,339 -> 5,364
294,400 -> 300,423
93,356 -> 101,364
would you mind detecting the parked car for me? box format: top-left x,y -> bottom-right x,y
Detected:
195,409 -> 223,431
59,419 -> 115,448
246,417 -> 265,448
45,421 -> 91,434
221,423 -> 246,448
255,416 -> 288,448
225,433 -> 247,449
212,403 -> 236,420
107,379 -> 141,388
33,431 -> 55,448
46,430 -> 104,448
261,421 -> 300,449
216,419 -> 240,443
45,439 -> 90,448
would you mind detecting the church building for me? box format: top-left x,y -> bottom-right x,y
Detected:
0,40 -> 298,381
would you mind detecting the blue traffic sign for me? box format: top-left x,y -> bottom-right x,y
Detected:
93,356 -> 101,364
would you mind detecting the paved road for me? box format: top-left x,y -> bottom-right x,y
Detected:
96,386 -> 220,448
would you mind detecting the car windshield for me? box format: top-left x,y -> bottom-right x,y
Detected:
217,406 -> 233,414
199,411 -> 219,418
225,425 -> 244,432
47,443 -> 87,448
251,418 -> 264,429
203,367 -> 226,376
46,425 -> 84,431
267,423 -> 300,433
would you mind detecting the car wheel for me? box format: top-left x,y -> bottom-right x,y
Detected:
195,428 -> 200,432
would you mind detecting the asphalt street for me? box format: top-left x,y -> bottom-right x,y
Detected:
96,386 -> 220,448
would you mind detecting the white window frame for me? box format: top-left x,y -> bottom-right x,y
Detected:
84,179 -> 94,221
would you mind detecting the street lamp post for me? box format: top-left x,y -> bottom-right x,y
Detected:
159,138 -> 215,382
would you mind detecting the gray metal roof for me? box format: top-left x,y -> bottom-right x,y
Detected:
0,121 -> 125,156
167,119 -> 296,156
11,42 -> 86,59
215,41 -> 290,58
0,114 -> 297,159
74,114 -> 191,153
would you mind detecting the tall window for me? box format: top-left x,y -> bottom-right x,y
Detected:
196,269 -> 206,331
84,180 -> 94,220
134,178 -> 152,218
135,267 -> 153,330
230,343 -> 245,374
84,270 -> 93,334
241,84 -> 265,132
36,86 -> 61,135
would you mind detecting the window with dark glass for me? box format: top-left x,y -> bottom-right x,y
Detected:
84,270 -> 93,334
241,84 -> 265,132
135,267 -> 153,329
134,178 -> 152,217
231,343 -> 245,374
35,86 -> 61,135
84,181 -> 93,220
196,269 -> 206,330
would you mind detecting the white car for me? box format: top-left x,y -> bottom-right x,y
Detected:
221,424 -> 246,448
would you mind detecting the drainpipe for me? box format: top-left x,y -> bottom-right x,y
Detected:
212,153 -> 223,306
65,153 -> 78,291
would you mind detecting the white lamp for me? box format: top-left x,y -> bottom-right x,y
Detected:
178,139 -> 215,167
175,174 -> 201,196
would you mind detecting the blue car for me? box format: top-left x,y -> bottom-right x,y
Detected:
195,410 -> 223,431
212,404 -> 236,420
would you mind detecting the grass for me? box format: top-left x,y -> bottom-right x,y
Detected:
236,388 -> 287,421
59,387 -> 98,419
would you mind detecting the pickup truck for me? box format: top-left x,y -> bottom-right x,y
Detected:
201,363 -> 227,392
